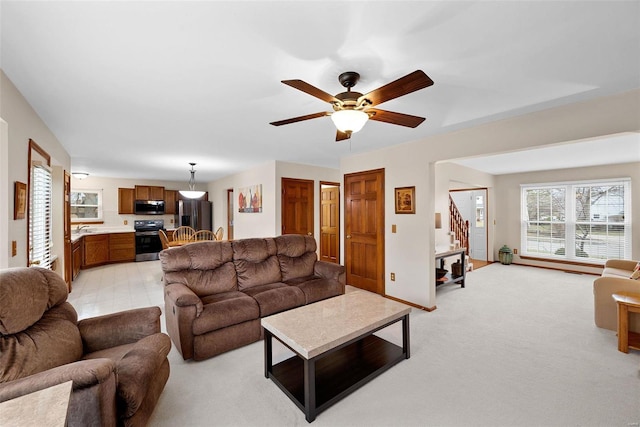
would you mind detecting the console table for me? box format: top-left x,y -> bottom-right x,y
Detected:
435,248 -> 466,288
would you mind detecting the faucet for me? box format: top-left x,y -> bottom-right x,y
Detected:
76,225 -> 90,233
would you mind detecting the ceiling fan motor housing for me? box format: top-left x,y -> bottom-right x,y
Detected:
338,71 -> 360,88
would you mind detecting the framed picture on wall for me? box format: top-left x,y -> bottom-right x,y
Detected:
238,184 -> 262,213
395,186 -> 415,214
14,181 -> 27,220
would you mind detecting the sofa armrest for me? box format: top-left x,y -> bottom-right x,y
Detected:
165,283 -> 203,314
604,259 -> 639,271
78,307 -> 162,353
593,276 -> 640,331
314,261 -> 346,285
0,358 -> 115,403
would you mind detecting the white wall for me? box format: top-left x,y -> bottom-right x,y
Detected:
208,160 -> 340,241
342,89 -> 640,310
494,161 -> 640,274
1,71 -> 71,271
0,118 -> 8,268
71,176 -> 203,230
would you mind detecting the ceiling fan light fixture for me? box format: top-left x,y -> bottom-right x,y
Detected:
331,109 -> 369,133
179,163 -> 206,199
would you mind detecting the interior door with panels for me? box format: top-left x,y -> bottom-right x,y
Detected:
281,178 -> 314,236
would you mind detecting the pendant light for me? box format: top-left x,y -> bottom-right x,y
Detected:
179,163 -> 206,199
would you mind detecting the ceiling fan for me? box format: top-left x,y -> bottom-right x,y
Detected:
270,70 -> 434,142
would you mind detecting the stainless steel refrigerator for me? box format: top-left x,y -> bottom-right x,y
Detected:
176,200 -> 212,231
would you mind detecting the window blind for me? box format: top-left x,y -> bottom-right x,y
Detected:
521,178 -> 631,263
29,164 -> 53,269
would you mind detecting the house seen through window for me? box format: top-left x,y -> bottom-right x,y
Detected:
521,179 -> 631,263
71,190 -> 103,222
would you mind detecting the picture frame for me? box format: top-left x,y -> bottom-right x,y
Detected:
14,181 -> 27,220
237,184 -> 262,213
395,186 -> 415,214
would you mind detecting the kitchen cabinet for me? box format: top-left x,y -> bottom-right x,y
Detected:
72,238 -> 83,281
109,232 -> 135,262
83,234 -> 110,267
164,190 -> 177,214
135,185 -> 164,201
118,188 -> 135,214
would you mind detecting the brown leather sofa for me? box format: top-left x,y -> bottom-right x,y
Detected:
0,267 -> 171,427
593,259 -> 640,332
160,234 -> 345,360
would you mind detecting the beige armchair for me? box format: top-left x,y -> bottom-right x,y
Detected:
593,259 -> 640,332
0,267 -> 171,426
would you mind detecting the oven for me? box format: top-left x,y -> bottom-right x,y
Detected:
134,220 -> 164,262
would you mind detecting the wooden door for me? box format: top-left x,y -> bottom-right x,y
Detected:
344,169 -> 385,294
63,170 -> 72,291
320,182 -> 340,263
281,178 -> 314,236
227,189 -> 234,240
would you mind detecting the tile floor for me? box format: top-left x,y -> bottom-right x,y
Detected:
68,260 -> 166,321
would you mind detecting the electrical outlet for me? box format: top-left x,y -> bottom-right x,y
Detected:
390,272 -> 395,281
123,220 -> 128,225
513,248 -> 518,254
392,224 -> 397,233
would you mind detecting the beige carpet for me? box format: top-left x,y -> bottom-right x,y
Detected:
149,263 -> 640,426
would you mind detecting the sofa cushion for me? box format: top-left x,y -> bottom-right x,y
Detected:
193,291 -> 260,335
0,267 -> 68,335
233,238 -> 282,290
160,241 -> 237,296
602,267 -> 634,279
275,235 -> 317,281
290,277 -> 344,304
0,303 -> 83,382
241,283 -> 305,317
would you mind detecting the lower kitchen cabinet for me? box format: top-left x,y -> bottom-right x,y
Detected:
109,232 -> 135,262
83,234 -> 110,267
72,239 -> 83,280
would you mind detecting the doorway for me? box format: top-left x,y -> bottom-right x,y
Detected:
281,178 -> 314,236
450,188 -> 488,263
319,182 -> 340,263
344,169 -> 385,295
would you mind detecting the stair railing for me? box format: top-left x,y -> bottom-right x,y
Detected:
449,194 -> 470,255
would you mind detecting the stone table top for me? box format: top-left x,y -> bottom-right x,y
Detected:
0,380 -> 72,426
261,290 -> 411,359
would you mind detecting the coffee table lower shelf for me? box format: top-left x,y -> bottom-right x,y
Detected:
265,334 -> 406,422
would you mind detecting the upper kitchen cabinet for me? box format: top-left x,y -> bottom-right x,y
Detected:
118,188 -> 135,214
164,190 -> 177,215
135,185 -> 164,201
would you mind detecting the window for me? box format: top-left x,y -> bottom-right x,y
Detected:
521,179 -> 631,263
71,190 -> 103,222
29,164 -> 52,269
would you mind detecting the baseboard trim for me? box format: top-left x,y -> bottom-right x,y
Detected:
384,294 -> 437,312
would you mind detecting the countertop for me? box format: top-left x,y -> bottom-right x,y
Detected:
71,226 -> 135,243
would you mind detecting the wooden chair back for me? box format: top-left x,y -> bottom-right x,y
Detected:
173,226 -> 196,242
159,229 -> 171,250
191,230 -> 215,241
214,226 -> 224,241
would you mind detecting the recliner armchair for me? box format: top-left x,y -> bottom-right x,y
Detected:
593,259 -> 640,332
0,267 -> 171,426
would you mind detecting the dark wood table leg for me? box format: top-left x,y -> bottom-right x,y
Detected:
264,328 -> 273,378
460,251 -> 465,287
304,358 -> 316,422
402,314 -> 411,359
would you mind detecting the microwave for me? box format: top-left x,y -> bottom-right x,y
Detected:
135,200 -> 165,215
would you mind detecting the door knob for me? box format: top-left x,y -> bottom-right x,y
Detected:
346,235 -> 351,239
307,232 -> 312,236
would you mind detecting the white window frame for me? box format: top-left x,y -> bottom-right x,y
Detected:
29,164 -> 53,269
70,189 -> 103,223
521,178 -> 631,264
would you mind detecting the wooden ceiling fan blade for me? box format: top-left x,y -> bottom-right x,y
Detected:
270,112 -> 329,126
282,80 -> 339,104
335,130 -> 351,142
359,70 -> 434,107
367,108 -> 426,128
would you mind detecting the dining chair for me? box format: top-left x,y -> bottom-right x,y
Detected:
173,226 -> 196,242
214,226 -> 224,241
191,230 -> 215,241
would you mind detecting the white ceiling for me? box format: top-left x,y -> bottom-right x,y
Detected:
2,1 -> 639,182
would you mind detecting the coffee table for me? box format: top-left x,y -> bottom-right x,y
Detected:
612,292 -> 640,353
261,290 -> 411,422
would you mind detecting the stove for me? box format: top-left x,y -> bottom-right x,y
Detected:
134,220 -> 164,262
